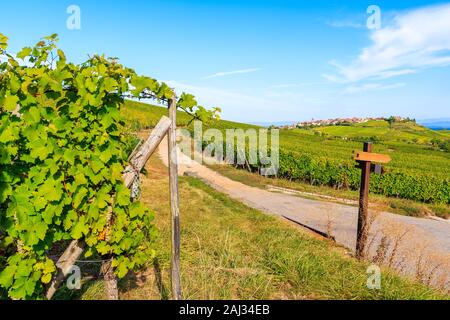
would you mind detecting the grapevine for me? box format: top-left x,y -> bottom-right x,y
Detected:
0,33 -> 217,300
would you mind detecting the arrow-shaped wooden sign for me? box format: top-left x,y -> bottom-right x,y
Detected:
353,151 -> 392,164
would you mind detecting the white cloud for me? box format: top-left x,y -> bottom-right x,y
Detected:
342,82 -> 406,94
165,80 -> 272,109
323,4 -> 450,83
204,68 -> 261,79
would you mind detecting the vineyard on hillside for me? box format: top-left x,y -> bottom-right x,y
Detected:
122,102 -> 450,205
272,125 -> 450,204
212,141 -> 450,205
247,135 -> 449,204
313,119 -> 450,144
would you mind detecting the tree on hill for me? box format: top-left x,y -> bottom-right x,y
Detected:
387,116 -> 396,129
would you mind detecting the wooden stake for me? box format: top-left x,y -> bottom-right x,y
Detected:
123,116 -> 171,188
168,97 -> 182,300
101,258 -> 119,300
356,142 -> 372,259
46,240 -> 85,300
102,203 -> 118,300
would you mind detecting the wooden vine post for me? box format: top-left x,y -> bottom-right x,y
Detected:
168,97 -> 182,300
353,142 -> 391,259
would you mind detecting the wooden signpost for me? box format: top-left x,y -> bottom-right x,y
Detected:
353,142 -> 391,259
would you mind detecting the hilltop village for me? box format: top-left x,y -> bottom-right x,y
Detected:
275,116 -> 409,129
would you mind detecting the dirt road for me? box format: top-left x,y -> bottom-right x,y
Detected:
158,138 -> 450,291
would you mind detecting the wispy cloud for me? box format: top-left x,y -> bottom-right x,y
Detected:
164,80 -> 331,122
323,4 -> 450,83
270,82 -> 325,89
165,80 -> 270,108
204,68 -> 261,79
342,82 -> 406,95
326,20 -> 365,29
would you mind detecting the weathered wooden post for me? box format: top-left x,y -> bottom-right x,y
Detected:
354,143 -> 391,259
168,97 -> 182,300
102,257 -> 119,300
45,241 -> 85,299
356,142 -> 372,259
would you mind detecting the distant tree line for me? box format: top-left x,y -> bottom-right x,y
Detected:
386,116 -> 416,128
431,139 -> 450,153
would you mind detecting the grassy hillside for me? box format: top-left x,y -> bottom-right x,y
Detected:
121,100 -> 192,128
121,99 -> 258,131
312,120 -> 450,144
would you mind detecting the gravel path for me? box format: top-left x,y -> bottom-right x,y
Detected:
158,137 -> 450,291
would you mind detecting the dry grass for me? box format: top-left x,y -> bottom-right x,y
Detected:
365,214 -> 450,293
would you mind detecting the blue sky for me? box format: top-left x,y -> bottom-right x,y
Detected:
1,0 -> 449,122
